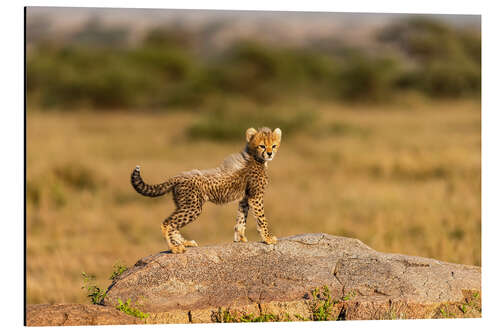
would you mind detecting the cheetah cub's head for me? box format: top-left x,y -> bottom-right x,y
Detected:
245,127 -> 282,162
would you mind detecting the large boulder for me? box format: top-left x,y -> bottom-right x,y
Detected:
102,233 -> 481,322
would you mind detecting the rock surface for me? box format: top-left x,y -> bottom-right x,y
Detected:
101,233 -> 481,322
26,304 -> 141,326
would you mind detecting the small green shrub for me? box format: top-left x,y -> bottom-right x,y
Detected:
49,182 -> 67,209
240,313 -> 278,322
81,261 -> 128,305
449,227 -> 465,240
26,181 -> 41,208
81,272 -> 106,305
109,262 -> 128,281
53,163 -> 99,191
217,309 -> 279,323
438,305 -> 454,318
116,298 -> 149,319
294,314 -> 310,321
341,291 -> 356,301
311,286 -> 337,321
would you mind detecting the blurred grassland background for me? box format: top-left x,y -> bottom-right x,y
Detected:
26,8 -> 480,304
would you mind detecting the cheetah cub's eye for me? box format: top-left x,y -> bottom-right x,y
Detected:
272,144 -> 277,149
259,145 -> 266,149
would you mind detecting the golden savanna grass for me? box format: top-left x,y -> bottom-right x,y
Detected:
26,100 -> 480,304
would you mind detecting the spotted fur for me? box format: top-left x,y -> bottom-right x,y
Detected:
131,127 -> 282,253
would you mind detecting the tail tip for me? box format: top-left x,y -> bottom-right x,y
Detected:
135,165 -> 141,171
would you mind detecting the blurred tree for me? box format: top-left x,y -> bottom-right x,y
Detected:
70,16 -> 129,47
336,53 -> 401,102
143,25 -> 197,49
378,17 -> 481,97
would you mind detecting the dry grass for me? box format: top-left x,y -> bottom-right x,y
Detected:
26,100 -> 480,304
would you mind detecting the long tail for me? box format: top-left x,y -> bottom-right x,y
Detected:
131,166 -> 175,197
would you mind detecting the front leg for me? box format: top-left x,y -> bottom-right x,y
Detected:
248,195 -> 277,245
234,197 -> 249,242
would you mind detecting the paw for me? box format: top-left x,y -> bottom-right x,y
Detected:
263,235 -> 277,245
183,240 -> 198,247
234,235 -> 248,243
170,244 -> 186,254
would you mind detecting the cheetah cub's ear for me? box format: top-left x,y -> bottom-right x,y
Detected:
246,127 -> 257,143
273,128 -> 282,143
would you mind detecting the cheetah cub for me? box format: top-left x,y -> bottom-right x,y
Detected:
131,127 -> 282,254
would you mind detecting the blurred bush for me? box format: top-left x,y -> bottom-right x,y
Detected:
27,17 -> 480,110
53,163 -> 100,191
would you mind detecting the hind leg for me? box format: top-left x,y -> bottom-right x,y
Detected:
161,207 -> 202,253
160,221 -> 198,248
161,222 -> 185,253
234,197 -> 249,242
161,182 -> 204,253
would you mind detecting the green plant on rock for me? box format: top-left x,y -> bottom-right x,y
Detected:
81,272 -> 106,305
311,285 -> 338,321
245,311 -> 272,322
384,303 -> 404,320
81,261 -> 128,305
220,309 -> 236,323
294,314 -> 310,321
217,309 -> 279,323
438,305 -> 454,318
109,262 -> 128,280
116,298 -> 149,319
342,290 -> 357,301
